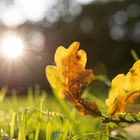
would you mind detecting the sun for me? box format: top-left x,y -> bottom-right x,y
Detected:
0,34 -> 24,59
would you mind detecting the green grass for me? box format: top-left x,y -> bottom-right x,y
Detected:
0,87 -> 109,140
1,86 -> 137,140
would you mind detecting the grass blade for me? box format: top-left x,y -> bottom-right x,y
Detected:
35,95 -> 45,140
130,49 -> 139,61
10,112 -> 16,139
18,111 -> 26,140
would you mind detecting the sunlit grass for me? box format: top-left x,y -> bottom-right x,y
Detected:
0,86 -> 139,139
0,87 -> 105,140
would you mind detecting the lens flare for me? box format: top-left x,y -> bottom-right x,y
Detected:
0,34 -> 24,59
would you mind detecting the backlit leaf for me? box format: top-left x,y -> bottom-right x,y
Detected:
46,42 -> 101,117
106,60 -> 140,118
46,66 -> 62,90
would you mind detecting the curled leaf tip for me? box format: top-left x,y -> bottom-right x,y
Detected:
69,41 -> 80,51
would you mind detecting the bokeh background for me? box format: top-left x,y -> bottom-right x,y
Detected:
0,0 -> 140,94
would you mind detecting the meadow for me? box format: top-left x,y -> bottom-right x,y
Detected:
0,82 -> 140,140
0,86 -> 109,140
0,0 -> 139,140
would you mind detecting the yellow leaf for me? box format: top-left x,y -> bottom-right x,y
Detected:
46,41 -> 101,117
53,41 -> 93,98
124,60 -> 140,91
46,66 -> 62,90
106,74 -> 126,117
106,60 -> 140,118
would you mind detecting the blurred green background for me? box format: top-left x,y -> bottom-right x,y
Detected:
0,0 -> 139,94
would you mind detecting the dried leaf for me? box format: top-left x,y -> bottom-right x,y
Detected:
106,60 -> 140,118
46,42 -> 101,117
126,104 -> 140,114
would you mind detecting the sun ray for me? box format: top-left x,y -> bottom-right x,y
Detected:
0,33 -> 24,59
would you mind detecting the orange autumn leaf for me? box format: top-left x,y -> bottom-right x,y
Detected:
106,60 -> 140,118
46,42 -> 101,117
